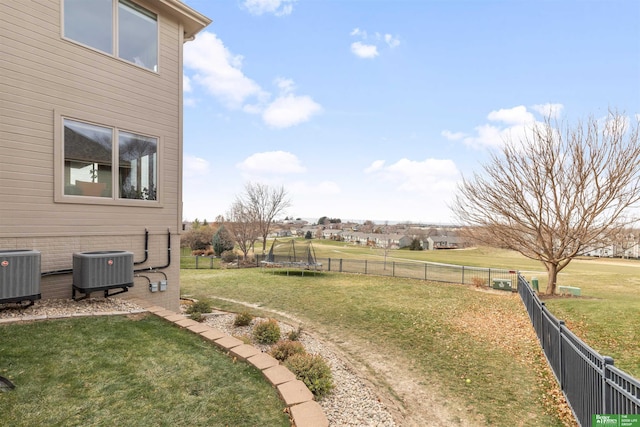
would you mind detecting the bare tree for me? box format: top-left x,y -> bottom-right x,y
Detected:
453,112 -> 640,294
226,200 -> 259,259
241,183 -> 291,252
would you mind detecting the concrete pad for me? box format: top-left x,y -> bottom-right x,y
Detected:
164,313 -> 184,322
145,305 -> 165,313
263,365 -> 296,386
277,380 -> 314,406
247,353 -> 279,371
229,344 -> 261,361
200,328 -> 226,341
174,318 -> 200,328
214,335 -> 244,350
290,401 -> 329,427
187,323 -> 211,334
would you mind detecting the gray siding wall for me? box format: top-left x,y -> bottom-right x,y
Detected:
0,0 -> 188,310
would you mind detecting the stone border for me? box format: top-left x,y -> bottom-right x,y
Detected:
0,300 -> 329,427
139,300 -> 329,427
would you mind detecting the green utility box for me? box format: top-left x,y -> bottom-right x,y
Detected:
531,277 -> 539,292
492,278 -> 513,291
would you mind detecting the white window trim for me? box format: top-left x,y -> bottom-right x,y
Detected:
54,110 -> 163,208
60,0 -> 161,73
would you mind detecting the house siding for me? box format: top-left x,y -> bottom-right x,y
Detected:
0,0 -> 206,310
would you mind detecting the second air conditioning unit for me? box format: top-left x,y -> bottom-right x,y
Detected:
72,251 -> 134,300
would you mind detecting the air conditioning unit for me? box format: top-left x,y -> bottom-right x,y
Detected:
72,251 -> 134,300
0,249 -> 41,307
492,278 -> 513,291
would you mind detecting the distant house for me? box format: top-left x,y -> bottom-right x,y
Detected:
321,229 -> 342,239
1,0 -> 210,310
426,235 -> 461,250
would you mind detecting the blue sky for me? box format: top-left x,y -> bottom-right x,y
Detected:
181,0 -> 640,224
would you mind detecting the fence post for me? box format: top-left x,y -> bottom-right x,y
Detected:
424,263 -> 427,281
392,261 -> 395,277
328,258 -> 331,271
210,256 -> 213,269
195,256 -> 199,269
339,259 -> 343,273
603,356 -> 614,414
558,320 -> 565,390
462,266 -> 465,285
365,260 -> 368,275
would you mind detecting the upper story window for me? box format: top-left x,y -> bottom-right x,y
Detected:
63,118 -> 158,201
63,0 -> 158,72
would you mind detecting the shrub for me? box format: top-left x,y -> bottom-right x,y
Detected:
234,311 -> 254,327
471,277 -> 486,288
186,299 -> 212,315
221,250 -> 237,263
269,340 -> 307,362
252,319 -> 281,344
212,225 -> 234,256
284,353 -> 334,399
189,311 -> 204,322
287,326 -> 303,341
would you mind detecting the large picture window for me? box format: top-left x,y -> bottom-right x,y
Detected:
63,0 -> 158,72
63,119 -> 158,201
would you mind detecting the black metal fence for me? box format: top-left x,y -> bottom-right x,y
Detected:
517,275 -> 640,426
181,254 -> 520,290
258,255 -> 520,288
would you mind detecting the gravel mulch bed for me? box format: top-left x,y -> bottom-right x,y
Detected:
197,308 -> 396,427
0,298 -> 144,320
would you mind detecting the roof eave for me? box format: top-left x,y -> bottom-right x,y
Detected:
157,0 -> 212,39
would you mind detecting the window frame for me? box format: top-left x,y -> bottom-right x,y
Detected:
61,0 -> 160,73
55,111 -> 162,208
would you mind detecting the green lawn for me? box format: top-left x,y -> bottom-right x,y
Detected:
181,268 -> 566,426
0,314 -> 289,427
305,240 -> 640,377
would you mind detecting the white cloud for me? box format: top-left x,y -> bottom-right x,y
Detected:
366,157 -> 460,194
441,130 -> 466,141
242,0 -> 296,16
184,33 -> 321,128
183,155 -> 210,179
350,28 -> 399,58
237,151 -> 306,175
184,32 -> 265,109
384,34 -> 400,48
487,105 -> 536,125
532,103 -> 564,118
350,28 -> 367,38
262,94 -> 323,128
351,41 -> 379,59
274,77 -> 295,94
364,160 -> 386,173
449,104 -> 566,150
